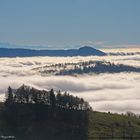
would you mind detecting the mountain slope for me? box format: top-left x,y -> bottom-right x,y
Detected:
0,46 -> 106,57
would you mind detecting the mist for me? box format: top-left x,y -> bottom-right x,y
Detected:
0,48 -> 140,114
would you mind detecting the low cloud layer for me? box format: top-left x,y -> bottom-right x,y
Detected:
0,48 -> 140,114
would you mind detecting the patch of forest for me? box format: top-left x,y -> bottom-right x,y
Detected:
3,85 -> 91,140
0,85 -> 140,140
33,61 -> 140,76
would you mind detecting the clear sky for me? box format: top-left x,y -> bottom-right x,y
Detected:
0,0 -> 140,48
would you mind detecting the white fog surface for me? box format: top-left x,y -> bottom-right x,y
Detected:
0,48 -> 140,114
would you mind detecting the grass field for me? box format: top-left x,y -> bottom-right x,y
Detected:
88,111 -> 140,140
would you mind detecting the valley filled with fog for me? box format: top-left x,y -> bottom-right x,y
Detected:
0,48 -> 140,114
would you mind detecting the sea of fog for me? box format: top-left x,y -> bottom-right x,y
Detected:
0,48 -> 140,114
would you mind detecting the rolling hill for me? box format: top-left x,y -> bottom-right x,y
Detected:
0,46 -> 106,57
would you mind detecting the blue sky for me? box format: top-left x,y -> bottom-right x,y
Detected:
0,0 -> 140,48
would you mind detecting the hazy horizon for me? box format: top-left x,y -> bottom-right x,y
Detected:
0,42 -> 140,50
0,0 -> 140,49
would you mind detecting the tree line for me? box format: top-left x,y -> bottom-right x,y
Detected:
5,85 -> 91,111
4,85 -> 91,140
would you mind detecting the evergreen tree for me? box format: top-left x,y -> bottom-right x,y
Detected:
50,89 -> 56,107
5,86 -> 14,105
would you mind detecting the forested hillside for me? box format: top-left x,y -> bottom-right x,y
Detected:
0,85 -> 139,140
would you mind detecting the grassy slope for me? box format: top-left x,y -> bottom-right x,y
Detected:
88,111 -> 140,139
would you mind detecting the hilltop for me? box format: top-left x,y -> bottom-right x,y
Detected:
0,46 -> 106,57
0,85 -> 140,139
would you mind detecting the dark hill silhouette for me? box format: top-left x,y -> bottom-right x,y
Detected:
4,85 -> 91,140
78,46 -> 106,56
2,85 -> 140,139
0,46 -> 106,57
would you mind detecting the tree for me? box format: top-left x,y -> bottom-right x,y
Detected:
5,86 -> 14,105
56,90 -> 62,107
50,89 -> 56,107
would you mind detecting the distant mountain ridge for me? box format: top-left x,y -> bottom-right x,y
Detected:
0,46 -> 106,57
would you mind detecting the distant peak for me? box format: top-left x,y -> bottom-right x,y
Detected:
79,46 -> 95,50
